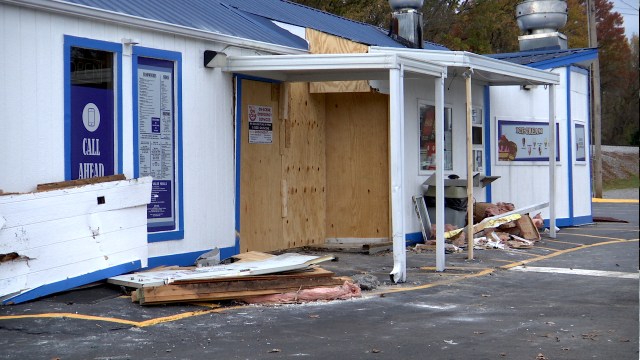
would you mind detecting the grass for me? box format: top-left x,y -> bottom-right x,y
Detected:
603,175 -> 640,191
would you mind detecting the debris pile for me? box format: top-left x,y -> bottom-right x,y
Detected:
109,251 -> 361,306
417,202 -> 545,251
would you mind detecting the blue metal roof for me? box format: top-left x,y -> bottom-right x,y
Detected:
487,48 -> 598,69
61,0 -> 309,50
61,0 -> 450,51
221,0 -> 405,48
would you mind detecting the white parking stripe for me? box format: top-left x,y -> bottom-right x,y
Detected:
510,266 -> 639,279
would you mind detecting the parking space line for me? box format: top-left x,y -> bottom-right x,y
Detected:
1,239 -> 637,328
510,266 -> 639,279
564,233 -> 639,242
0,306 -> 242,328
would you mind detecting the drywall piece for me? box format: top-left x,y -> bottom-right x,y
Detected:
108,253 -> 334,288
0,177 -> 152,304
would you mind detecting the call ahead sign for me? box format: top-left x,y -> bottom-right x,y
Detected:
70,86 -> 114,179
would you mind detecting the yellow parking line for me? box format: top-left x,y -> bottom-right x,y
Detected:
545,239 -> 584,246
0,306 -> 242,328
2,239 -> 637,327
592,198 -> 639,203
563,233 -> 639,242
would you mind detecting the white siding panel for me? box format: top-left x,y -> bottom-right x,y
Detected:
1,4 -> 237,261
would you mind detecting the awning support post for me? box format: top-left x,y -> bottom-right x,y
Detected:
389,66 -> 406,283
435,76 -> 446,272
464,69 -> 474,260
549,84 -> 557,238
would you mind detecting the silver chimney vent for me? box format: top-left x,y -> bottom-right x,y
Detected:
516,0 -> 568,51
389,0 -> 424,49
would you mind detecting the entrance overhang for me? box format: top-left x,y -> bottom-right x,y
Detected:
224,53 -> 448,283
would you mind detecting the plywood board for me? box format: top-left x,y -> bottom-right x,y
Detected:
240,80 -> 283,253
325,92 -> 390,239
281,83 -> 327,248
306,28 -> 371,93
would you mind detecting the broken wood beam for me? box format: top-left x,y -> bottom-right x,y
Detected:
36,174 -> 126,192
136,275 -> 347,305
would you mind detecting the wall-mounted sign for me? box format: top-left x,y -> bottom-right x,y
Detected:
137,57 -> 176,232
575,123 -> 586,161
70,47 -> 115,180
497,120 -> 560,162
248,105 -> 273,144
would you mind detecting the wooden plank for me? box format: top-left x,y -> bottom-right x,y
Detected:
138,277 -> 346,305
36,174 -> 126,192
109,253 -> 333,288
516,214 -> 541,240
325,92 -> 389,239
306,28 -> 371,93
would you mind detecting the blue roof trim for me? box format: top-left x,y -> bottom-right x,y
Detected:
488,48 -> 598,70
61,0 -> 309,50
424,41 -> 450,51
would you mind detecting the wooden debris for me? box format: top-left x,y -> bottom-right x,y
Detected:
36,174 -> 126,192
135,268 -> 348,305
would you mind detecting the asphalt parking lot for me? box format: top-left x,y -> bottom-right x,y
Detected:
0,200 -> 638,360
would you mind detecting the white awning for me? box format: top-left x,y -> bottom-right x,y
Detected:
223,53 -> 446,82
369,47 -> 560,86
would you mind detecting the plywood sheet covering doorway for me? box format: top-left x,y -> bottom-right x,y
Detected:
240,80 -> 328,253
325,92 -> 390,239
240,80 -> 283,253
282,83 -> 327,249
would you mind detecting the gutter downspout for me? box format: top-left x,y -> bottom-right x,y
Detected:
389,66 -> 407,283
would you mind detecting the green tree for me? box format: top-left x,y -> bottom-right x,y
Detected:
594,0 -> 635,145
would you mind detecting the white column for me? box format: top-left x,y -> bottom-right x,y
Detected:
549,84 -> 557,238
389,67 -> 406,283
435,76 -> 446,272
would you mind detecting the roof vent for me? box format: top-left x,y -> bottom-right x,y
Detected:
516,0 -> 568,51
388,0 -> 424,49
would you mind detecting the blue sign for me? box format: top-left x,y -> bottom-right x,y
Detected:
70,86 -> 114,179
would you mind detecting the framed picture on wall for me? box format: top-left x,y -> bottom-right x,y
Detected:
575,123 -> 586,162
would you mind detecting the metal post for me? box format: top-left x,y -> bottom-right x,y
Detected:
549,84 -> 557,238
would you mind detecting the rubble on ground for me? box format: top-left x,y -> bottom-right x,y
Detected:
417,201 -> 544,251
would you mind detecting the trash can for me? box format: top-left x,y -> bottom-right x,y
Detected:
423,185 -> 468,228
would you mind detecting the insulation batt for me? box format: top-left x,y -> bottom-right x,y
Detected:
240,281 -> 362,304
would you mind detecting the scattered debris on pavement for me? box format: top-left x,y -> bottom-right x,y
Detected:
109,251 -> 361,305
413,201 -> 545,252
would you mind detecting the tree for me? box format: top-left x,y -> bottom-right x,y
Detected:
594,0 -> 635,145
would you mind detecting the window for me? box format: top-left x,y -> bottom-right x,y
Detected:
419,101 -> 452,171
574,123 -> 586,162
471,107 -> 483,172
64,36 -> 122,180
133,47 -> 183,242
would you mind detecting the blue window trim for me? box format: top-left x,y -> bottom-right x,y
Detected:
233,74 -> 281,255
132,47 -> 184,242
63,35 -> 123,180
483,85 -> 492,202
565,66 -> 574,220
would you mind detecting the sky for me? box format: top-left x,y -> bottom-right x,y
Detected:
611,0 -> 639,40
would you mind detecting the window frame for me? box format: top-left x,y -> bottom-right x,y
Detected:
132,46 -> 184,243
63,35 -> 123,180
418,99 -> 453,175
